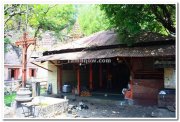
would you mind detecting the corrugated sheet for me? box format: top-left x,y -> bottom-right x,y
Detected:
35,45 -> 175,62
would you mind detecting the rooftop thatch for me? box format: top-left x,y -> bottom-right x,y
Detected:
35,30 -> 175,61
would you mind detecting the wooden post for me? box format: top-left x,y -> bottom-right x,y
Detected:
15,32 -> 36,88
106,64 -> 110,90
57,65 -> 62,93
22,46 -> 27,87
130,58 -> 134,99
129,70 -> 134,99
89,63 -> 93,90
130,79 -> 133,99
16,68 -> 19,80
99,63 -> 102,88
14,69 -> 17,80
77,65 -> 80,95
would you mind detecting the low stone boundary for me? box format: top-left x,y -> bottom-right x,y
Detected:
33,97 -> 68,118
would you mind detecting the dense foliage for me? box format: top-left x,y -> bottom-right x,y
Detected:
100,4 -> 176,45
4,4 -> 76,38
78,5 -> 110,36
4,4 -> 176,46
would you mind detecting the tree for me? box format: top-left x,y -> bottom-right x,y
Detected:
4,4 -> 26,28
4,4 -> 77,52
78,5 -> 111,36
29,4 -> 76,38
100,4 -> 176,45
4,4 -> 76,38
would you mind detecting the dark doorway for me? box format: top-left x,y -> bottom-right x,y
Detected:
111,61 -> 130,93
92,59 -> 130,93
11,69 -> 15,78
29,68 -> 36,77
31,69 -> 35,77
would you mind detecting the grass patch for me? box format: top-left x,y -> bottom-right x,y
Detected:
4,87 -> 46,106
4,93 -> 16,107
40,87 -> 47,95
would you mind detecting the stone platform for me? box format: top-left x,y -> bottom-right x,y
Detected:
34,97 -> 68,118
14,96 -> 68,118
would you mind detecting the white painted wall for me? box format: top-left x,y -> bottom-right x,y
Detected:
4,64 -> 48,82
35,62 -> 48,82
45,62 -> 91,94
47,61 -> 58,94
4,66 -> 8,80
4,66 -> 22,80
164,68 -> 176,89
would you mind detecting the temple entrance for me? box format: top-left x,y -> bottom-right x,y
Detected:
93,59 -> 130,94
58,58 -> 130,95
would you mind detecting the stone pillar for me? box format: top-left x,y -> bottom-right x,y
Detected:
32,81 -> 36,97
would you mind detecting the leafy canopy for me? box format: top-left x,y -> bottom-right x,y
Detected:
78,5 -> 111,36
4,4 -> 76,38
29,4 -> 76,37
100,4 -> 176,45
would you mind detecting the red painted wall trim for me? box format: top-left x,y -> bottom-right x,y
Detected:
99,64 -> 102,88
89,63 -> 93,90
57,66 -> 62,92
77,65 -> 80,95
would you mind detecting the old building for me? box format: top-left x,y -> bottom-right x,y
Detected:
4,44 -> 38,81
34,30 -> 175,105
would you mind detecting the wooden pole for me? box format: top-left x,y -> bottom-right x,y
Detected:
16,32 -> 36,88
57,65 -> 62,93
77,65 -> 80,95
31,62 -> 53,72
22,45 -> 27,87
99,63 -> 102,88
130,79 -> 133,99
89,63 -> 93,90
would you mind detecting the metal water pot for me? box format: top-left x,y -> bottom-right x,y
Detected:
62,85 -> 71,93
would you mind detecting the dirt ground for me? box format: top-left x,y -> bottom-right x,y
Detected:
4,96 -> 176,119
63,98 -> 175,118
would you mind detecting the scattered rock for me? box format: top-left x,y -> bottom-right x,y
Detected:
90,103 -> 94,105
72,105 -> 78,110
151,111 -> 158,117
72,110 -> 77,115
79,102 -> 84,106
72,99 -> 76,102
167,106 -> 175,112
112,111 -> 116,114
77,106 -> 82,111
68,110 -> 72,114
74,115 -> 80,118
84,105 -> 89,109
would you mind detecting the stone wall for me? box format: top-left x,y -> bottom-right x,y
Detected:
36,99 -> 68,118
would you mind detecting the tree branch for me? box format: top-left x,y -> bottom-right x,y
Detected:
34,25 -> 41,38
5,10 -> 26,25
33,5 -> 58,38
150,5 -> 175,34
